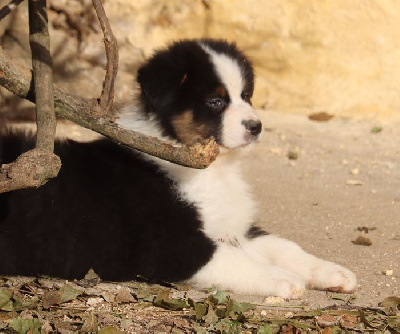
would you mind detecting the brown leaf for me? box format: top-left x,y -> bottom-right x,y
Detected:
98,327 -> 125,334
340,314 -> 358,329
77,268 -> 102,288
42,291 -> 62,309
321,328 -> 332,334
379,296 -> 400,315
352,235 -> 372,246
81,313 -> 98,332
115,288 -> 136,303
356,226 -> 377,233
308,112 -> 334,122
316,314 -> 338,327
279,324 -> 302,333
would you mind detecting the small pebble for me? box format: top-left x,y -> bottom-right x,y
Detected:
264,296 -> 285,304
284,312 -> 294,319
382,269 -> 393,276
346,179 -> 363,186
350,168 -> 359,175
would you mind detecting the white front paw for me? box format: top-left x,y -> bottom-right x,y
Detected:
268,269 -> 306,299
309,261 -> 357,292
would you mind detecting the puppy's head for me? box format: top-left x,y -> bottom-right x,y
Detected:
137,39 -> 262,148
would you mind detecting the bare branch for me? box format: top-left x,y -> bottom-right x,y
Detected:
0,149 -> 61,194
0,0 -> 61,194
92,0 -> 119,114
28,0 -> 57,152
0,0 -> 24,21
0,50 -> 220,169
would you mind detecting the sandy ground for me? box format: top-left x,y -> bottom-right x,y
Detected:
11,110 -> 399,310
242,110 -> 399,308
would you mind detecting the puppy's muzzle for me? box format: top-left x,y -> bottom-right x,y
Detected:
242,119 -> 262,136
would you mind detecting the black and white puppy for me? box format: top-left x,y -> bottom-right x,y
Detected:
0,39 -> 356,298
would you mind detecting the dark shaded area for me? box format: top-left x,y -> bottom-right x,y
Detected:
246,225 -> 269,239
0,130 -> 215,282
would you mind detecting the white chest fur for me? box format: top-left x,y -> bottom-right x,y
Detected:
117,107 -> 258,244
164,154 -> 257,244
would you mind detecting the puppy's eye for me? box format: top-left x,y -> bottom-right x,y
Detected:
241,92 -> 251,103
207,98 -> 225,111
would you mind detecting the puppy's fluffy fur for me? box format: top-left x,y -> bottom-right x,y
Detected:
0,40 -> 356,298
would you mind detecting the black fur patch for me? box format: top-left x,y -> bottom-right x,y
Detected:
246,225 -> 269,239
0,131 -> 216,282
0,39 -> 255,283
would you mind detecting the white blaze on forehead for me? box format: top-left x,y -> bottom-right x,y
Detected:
199,43 -> 244,100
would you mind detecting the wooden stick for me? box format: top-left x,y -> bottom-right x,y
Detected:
28,0 -> 57,152
0,0 -> 24,21
92,0 -> 119,114
0,50 -> 219,171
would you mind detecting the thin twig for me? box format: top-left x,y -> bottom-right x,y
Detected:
91,0 -> 119,114
0,49 -> 219,171
0,0 -> 24,21
28,0 -> 57,152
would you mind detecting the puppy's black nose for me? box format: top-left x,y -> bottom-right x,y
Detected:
242,120 -> 262,136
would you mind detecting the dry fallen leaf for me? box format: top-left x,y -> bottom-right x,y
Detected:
340,314 -> 359,329
356,226 -> 377,233
316,314 -> 338,327
352,235 -> 372,246
81,313 -> 98,332
308,112 -> 334,122
115,288 -> 136,303
42,291 -> 62,309
379,296 -> 400,315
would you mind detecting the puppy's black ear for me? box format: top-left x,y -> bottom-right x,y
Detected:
137,45 -> 190,114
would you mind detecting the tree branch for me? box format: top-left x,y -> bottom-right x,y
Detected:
0,0 -> 24,21
0,149 -> 61,193
29,0 -> 57,152
0,0 -> 62,194
91,0 -> 119,115
0,1 -> 218,194
0,50 -> 219,170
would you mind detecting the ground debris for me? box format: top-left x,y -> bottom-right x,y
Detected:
352,235 -> 372,246
308,112 -> 334,122
356,226 -> 377,233
0,276 -> 398,332
346,179 -> 364,186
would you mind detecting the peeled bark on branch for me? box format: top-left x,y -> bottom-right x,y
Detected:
0,50 -> 219,170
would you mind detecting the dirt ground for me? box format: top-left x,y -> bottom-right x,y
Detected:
242,110 -> 400,308
52,109 -> 399,309
2,111 -> 399,332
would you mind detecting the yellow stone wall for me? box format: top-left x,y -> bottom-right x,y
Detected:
104,0 -> 400,120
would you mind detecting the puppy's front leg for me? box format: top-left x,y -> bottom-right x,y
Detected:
245,234 -> 357,293
189,242 -> 306,298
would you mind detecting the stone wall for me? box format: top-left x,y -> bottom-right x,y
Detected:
1,0 -> 400,121
105,0 -> 400,121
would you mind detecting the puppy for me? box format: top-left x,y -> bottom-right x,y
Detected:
0,39 -> 356,298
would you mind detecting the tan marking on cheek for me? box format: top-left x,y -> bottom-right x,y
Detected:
215,86 -> 227,97
171,110 -> 209,145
